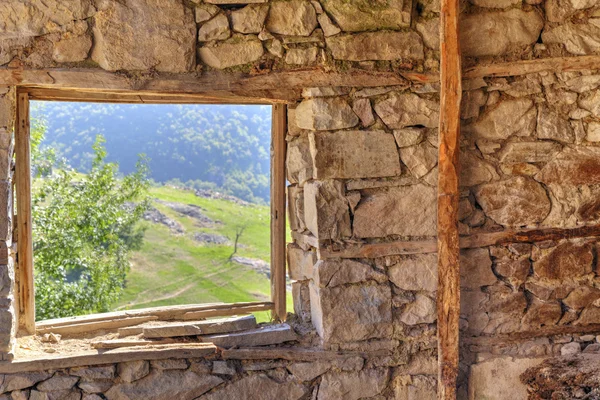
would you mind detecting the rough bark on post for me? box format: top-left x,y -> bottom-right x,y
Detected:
437,0 -> 462,397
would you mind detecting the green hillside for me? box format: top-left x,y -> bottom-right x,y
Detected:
114,186 -> 293,322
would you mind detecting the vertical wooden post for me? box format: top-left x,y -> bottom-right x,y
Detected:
15,92 -> 35,334
271,104 -> 287,322
438,0 -> 462,398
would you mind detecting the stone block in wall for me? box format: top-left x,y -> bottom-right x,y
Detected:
521,298 -> 562,331
543,22 -> 600,56
286,135 -> 313,185
537,106 -> 575,144
202,373 -> 307,400
460,248 -> 496,289
287,185 -> 306,233
287,244 -> 316,281
374,93 -> 438,129
0,0 -> 95,39
317,369 -> 390,400
393,375 -> 436,400
353,185 -> 436,238
459,152 -> 498,187
310,282 -> 392,343
321,0 -> 411,31
0,306 -> 14,353
474,176 -> 551,228
313,259 -> 387,288
460,9 -> 543,57
468,357 -> 544,400
105,369 -> 224,400
388,254 -> 437,292
0,371 -> 51,393
0,258 -> 14,298
198,14 -> 231,42
326,31 -> 424,61
295,98 -> 358,131
399,142 -> 437,179
0,181 -> 12,243
535,147 -> 600,186
231,4 -> 269,34
266,0 -> 318,36
303,180 -> 351,240
0,87 -> 16,134
309,130 -> 401,180
292,281 -> 311,323
399,293 -> 436,325
92,0 -> 195,73
467,98 -> 536,141
498,142 -> 562,164
532,242 -> 593,281
287,107 -> 302,137
198,35 -> 264,69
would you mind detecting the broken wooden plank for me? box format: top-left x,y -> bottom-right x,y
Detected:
37,301 -> 272,330
91,338 -> 179,349
464,55 -> 600,80
182,302 -> 273,320
118,325 -> 147,337
437,0 -> 462,396
0,343 -> 216,374
143,315 -> 257,339
319,239 -> 438,259
201,324 -> 297,348
37,316 -> 159,335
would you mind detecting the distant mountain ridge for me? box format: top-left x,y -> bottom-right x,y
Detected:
30,102 -> 272,203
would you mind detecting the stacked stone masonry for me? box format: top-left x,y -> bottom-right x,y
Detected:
3,0 -> 600,398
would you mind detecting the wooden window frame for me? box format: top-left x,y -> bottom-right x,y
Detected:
14,88 -> 287,335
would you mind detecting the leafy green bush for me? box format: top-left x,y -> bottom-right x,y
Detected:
32,133 -> 150,320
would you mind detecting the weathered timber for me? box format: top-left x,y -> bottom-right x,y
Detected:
464,324 -> 600,346
464,55 -> 600,80
200,323 -> 297,348
0,343 -> 217,374
317,224 -> 600,259
437,0 -> 462,397
91,338 -> 179,349
37,316 -> 160,335
182,302 -> 273,320
15,91 -> 35,334
221,347 -> 382,361
143,315 -> 257,338
118,325 -> 147,337
37,301 -> 271,329
0,68 -> 429,98
271,104 -> 287,322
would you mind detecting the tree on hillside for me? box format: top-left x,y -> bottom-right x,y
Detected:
31,123 -> 150,320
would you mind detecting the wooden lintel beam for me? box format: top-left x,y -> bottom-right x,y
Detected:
464,55 -> 600,80
318,224 -> 600,259
437,0 -> 462,397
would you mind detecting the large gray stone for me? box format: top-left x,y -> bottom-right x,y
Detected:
202,374 -> 307,400
105,370 -> 221,400
0,372 -> 51,393
461,9 -> 544,57
533,242 -> 593,281
321,0 -> 411,31
460,152 -> 499,187
374,93 -> 439,129
537,106 -> 575,143
303,180 -> 351,240
543,21 -> 600,55
545,0 -> 597,23
231,5 -> 269,34
399,293 -> 436,325
296,97 -> 358,131
353,185 -> 437,238
92,0 -> 195,72
198,14 -> 230,42
37,374 -> 79,392
310,283 -> 392,343
286,135 -> 313,185
468,98 -> 536,140
416,17 -> 440,50
309,130 -> 401,179
578,89 -> 600,118
399,142 -> 438,179
0,0 -> 95,39
535,147 -> 600,186
460,248 -> 496,289
474,176 -> 551,227
117,361 -> 150,383
498,142 -> 562,164
468,357 -> 544,400
287,244 -> 317,281
198,36 -> 264,69
313,259 -> 387,288
388,253 -> 437,292
266,0 -> 318,36
327,31 -> 423,61
318,369 -> 389,400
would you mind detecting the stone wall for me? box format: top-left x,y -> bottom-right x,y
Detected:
3,0 -> 600,398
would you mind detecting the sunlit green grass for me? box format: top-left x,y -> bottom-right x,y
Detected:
114,186 -> 293,322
